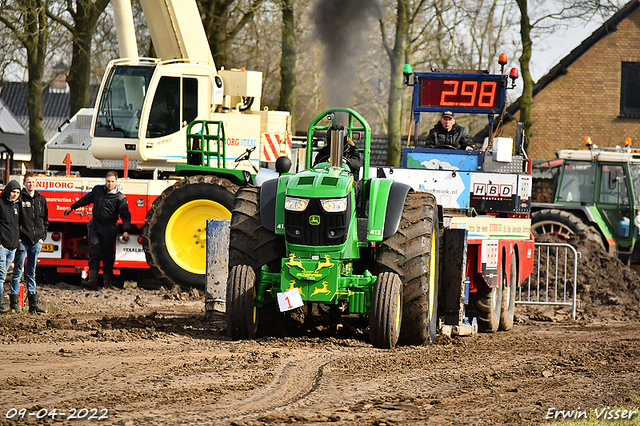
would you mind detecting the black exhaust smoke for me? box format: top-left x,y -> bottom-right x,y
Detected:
312,0 -> 382,111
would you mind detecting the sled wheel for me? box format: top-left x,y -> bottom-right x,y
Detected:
474,262 -> 503,333
226,265 -> 258,340
369,272 -> 403,349
499,250 -> 518,331
143,175 -> 238,289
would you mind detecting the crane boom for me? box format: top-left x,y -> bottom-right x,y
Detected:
138,0 -> 215,66
112,0 -> 138,59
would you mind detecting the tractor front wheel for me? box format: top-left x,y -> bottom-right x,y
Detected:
226,265 -> 258,340
369,272 -> 403,349
227,187 -> 286,337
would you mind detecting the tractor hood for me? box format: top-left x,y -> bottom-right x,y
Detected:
285,167 -> 354,199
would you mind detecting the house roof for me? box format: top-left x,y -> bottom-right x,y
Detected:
476,0 -> 640,138
0,81 -> 99,154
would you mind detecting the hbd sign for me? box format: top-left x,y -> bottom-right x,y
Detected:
472,183 -> 513,198
470,173 -> 517,213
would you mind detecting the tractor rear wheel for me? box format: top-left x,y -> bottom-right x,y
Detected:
228,187 -> 285,272
499,250 -> 518,331
531,209 -> 588,243
226,265 -> 258,340
369,272 -> 402,349
376,192 -> 440,345
143,175 -> 239,289
228,186 -> 286,337
531,209 -> 605,248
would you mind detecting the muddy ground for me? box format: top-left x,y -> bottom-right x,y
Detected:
1,237 -> 639,426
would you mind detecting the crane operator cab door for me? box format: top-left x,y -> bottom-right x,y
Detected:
140,73 -> 209,163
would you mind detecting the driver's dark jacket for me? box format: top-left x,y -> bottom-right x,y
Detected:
70,185 -> 131,232
423,122 -> 475,150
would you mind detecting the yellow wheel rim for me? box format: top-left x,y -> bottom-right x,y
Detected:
252,284 -> 257,325
394,289 -> 402,330
165,199 -> 231,274
428,230 -> 437,322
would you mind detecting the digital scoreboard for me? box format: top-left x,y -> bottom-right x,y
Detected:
413,72 -> 507,115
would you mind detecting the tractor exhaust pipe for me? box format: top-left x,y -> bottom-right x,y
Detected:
329,125 -> 345,169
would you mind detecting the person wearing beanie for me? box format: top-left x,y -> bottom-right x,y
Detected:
10,172 -> 48,313
0,180 -> 22,314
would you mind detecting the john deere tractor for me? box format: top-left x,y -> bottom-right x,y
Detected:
225,108 -> 440,348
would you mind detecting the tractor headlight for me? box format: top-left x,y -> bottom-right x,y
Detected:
285,197 -> 309,212
320,197 -> 347,212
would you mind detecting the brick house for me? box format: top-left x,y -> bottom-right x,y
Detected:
499,0 -> 640,160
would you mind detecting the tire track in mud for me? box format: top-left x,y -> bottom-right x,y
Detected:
214,351 -> 335,422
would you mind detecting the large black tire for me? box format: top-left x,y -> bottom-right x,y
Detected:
369,272 -> 403,349
531,209 -> 605,248
227,187 -> 286,337
499,250 -> 518,331
530,209 -> 589,243
226,265 -> 258,340
143,175 -> 239,289
228,187 -> 285,272
376,192 -> 440,345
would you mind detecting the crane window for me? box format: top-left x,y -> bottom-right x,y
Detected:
183,78 -> 198,125
94,65 -> 155,138
146,76 -> 181,138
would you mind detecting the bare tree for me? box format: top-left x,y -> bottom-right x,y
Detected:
0,0 -> 49,168
48,0 -> 110,117
277,0 -> 296,129
198,0 -> 268,67
380,0 -> 411,166
515,0 -> 623,152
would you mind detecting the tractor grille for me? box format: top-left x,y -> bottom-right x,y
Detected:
285,198 -> 350,246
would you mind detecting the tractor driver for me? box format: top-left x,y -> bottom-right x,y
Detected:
424,111 -> 476,151
313,124 -> 363,175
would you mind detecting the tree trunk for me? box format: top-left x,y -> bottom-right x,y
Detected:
278,0 -> 296,132
67,0 -> 110,117
25,0 -> 48,170
516,0 -> 533,153
385,0 -> 409,167
199,0 -> 266,68
200,0 -> 229,66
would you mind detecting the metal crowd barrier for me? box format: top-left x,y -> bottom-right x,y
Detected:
516,242 -> 581,319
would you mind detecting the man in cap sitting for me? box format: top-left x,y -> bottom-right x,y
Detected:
424,111 -> 476,151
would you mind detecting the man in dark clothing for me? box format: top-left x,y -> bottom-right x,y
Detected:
10,172 -> 48,313
312,124 -> 363,175
64,171 -> 131,289
424,111 -> 476,151
0,180 -> 22,313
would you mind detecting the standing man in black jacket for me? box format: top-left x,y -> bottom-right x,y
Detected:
64,171 -> 131,289
424,111 -> 476,151
0,180 -> 22,313
10,172 -> 48,313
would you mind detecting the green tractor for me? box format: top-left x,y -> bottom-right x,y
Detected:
225,108 -> 440,348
